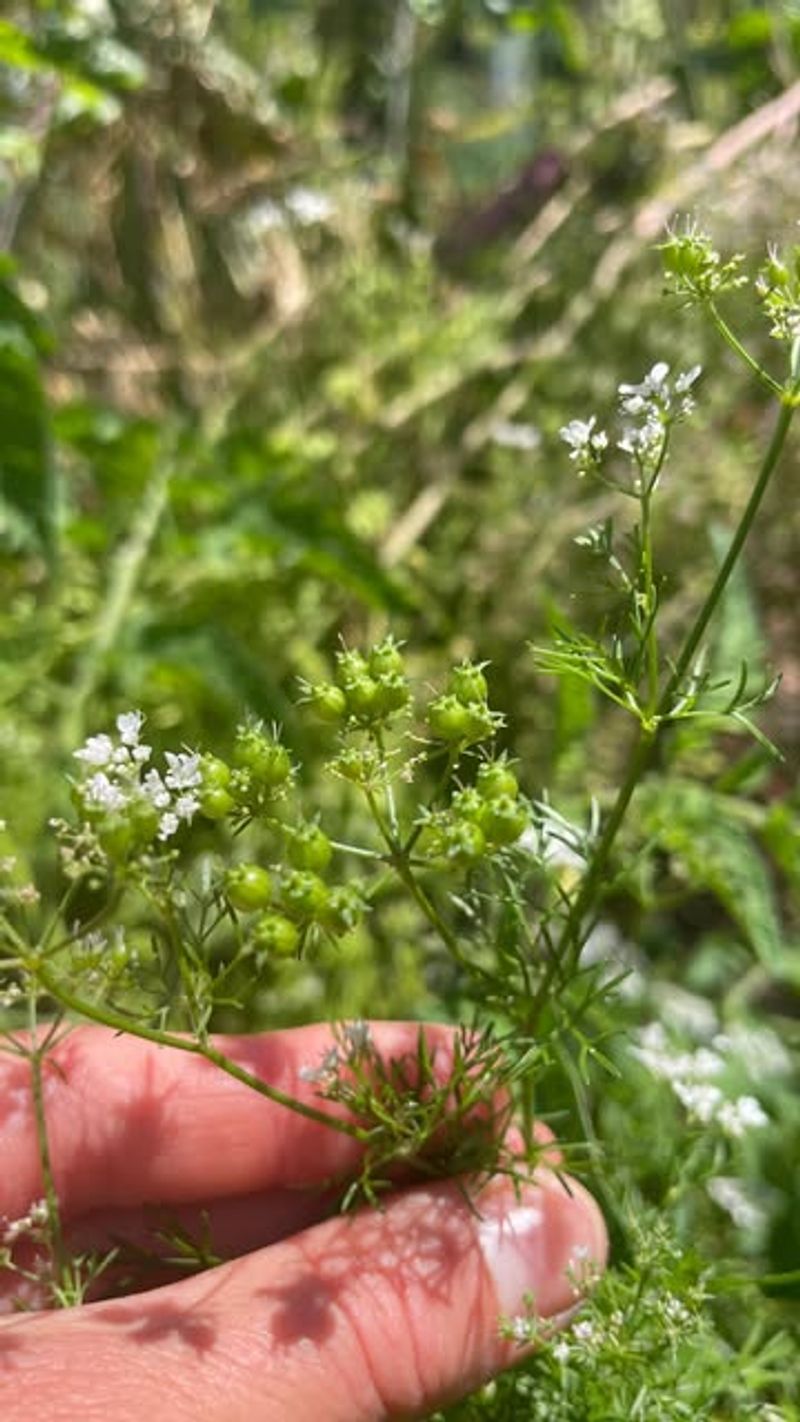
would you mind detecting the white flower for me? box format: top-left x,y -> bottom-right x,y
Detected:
618,361 -> 702,424
28,1199 -> 48,1226
173,792 -> 200,823
84,772 -> 127,813
164,751 -> 202,791
661,1294 -> 691,1326
142,770 -> 170,809
509,1316 -> 531,1345
675,364 -> 702,395
157,812 -> 180,841
552,1338 -> 571,1364
617,415 -> 663,464
559,416 -> 608,468
116,710 -> 145,746
718,1095 -> 768,1138
672,1081 -> 723,1124
74,734 -> 115,767
572,1319 -> 596,1345
618,361 -> 670,413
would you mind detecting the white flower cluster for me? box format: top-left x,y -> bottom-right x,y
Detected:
559,416 -> 609,473
633,1022 -> 769,1138
2,1198 -> 48,1245
560,362 -> 702,483
617,361 -> 701,471
74,711 -> 201,842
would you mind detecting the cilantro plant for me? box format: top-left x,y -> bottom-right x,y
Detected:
1,228 -> 799,1418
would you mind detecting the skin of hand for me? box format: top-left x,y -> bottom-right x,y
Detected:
0,1022 -> 607,1422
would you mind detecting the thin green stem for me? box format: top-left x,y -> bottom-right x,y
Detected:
705,302 -> 784,399
374,730 -> 399,841
365,770 -> 473,973
401,747 -> 457,857
661,396 -> 795,706
30,961 -> 367,1142
25,988 -> 68,1289
639,489 -> 659,716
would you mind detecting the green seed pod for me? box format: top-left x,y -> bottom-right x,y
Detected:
462,702 -> 499,743
288,824 -> 333,873
199,786 -> 236,820
344,674 -> 382,720
200,755 -> 232,790
331,746 -> 380,785
281,869 -> 330,920
253,912 -> 299,958
336,648 -> 368,686
427,694 -> 475,742
440,820 -> 486,867
450,787 -> 485,823
225,863 -> 273,912
372,672 -> 411,716
321,885 -> 366,937
448,661 -> 489,706
477,794 -> 529,847
308,682 -> 347,723
368,637 -> 405,679
233,728 -> 292,787
477,761 -> 519,801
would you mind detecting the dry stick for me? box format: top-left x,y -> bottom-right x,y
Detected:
378,78 -> 676,438
510,76 -> 676,268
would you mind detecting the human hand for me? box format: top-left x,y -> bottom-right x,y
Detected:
0,1023 -> 606,1421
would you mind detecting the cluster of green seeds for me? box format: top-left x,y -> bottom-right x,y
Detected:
421,758 -> 530,867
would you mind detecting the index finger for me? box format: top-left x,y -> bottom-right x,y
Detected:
0,1022 -> 457,1222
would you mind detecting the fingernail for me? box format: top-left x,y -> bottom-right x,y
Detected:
476,1175 -> 607,1319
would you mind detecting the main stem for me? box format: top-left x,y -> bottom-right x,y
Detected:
550,393 -> 796,981
32,962 -> 366,1142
